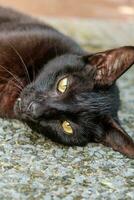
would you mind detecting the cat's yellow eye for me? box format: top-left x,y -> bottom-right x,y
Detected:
62,121 -> 73,135
57,77 -> 68,93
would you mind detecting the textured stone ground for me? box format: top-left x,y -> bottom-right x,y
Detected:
0,19 -> 134,200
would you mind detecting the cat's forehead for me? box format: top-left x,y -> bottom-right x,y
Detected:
43,54 -> 85,73
34,54 -> 86,88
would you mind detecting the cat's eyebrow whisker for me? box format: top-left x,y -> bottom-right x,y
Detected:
0,64 -> 23,90
7,42 -> 31,84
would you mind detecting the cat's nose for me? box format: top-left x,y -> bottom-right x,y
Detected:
27,101 -> 43,118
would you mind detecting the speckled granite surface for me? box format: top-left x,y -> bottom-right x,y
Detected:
0,19 -> 134,200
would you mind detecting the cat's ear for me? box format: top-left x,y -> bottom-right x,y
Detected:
100,117 -> 134,158
84,46 -> 134,86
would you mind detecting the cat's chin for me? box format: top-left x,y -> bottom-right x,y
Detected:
13,98 -> 21,117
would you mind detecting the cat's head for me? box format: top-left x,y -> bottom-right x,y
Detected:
14,46 -> 134,158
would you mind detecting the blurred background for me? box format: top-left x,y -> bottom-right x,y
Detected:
0,0 -> 134,20
1,0 -> 134,52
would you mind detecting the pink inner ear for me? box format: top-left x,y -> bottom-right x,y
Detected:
95,54 -> 122,85
87,46 -> 134,86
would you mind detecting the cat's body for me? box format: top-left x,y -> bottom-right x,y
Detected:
0,7 -> 134,158
0,7 -> 84,118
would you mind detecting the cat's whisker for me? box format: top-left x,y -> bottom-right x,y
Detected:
8,42 -> 31,84
0,64 -> 23,90
0,76 -> 22,91
30,57 -> 36,82
12,82 -> 23,91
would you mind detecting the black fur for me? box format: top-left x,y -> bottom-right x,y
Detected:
0,7 -> 133,157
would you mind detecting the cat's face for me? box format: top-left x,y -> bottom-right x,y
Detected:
14,54 -> 118,145
14,46 -> 134,158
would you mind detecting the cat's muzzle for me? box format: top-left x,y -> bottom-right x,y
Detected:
14,97 -> 43,120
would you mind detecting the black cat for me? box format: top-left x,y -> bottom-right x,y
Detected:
0,7 -> 134,158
